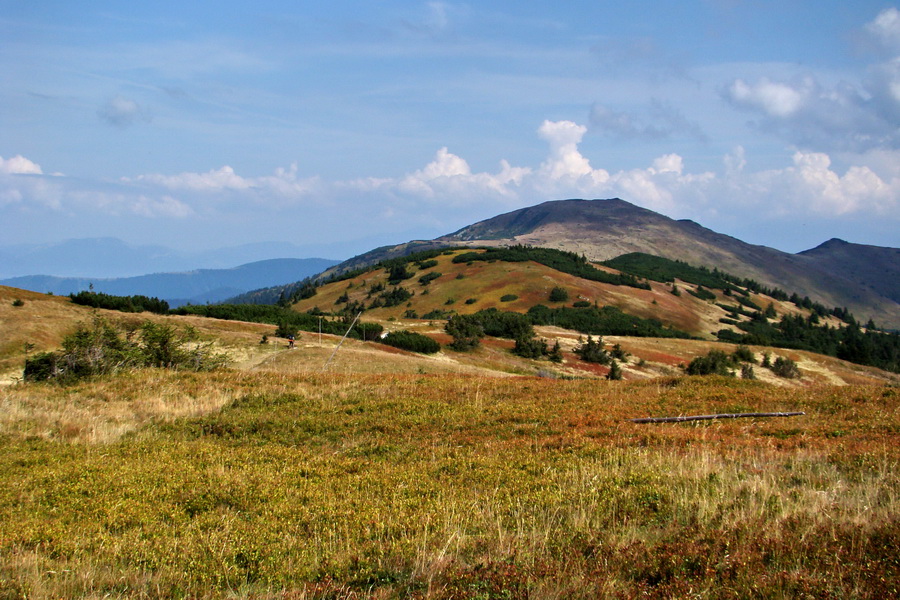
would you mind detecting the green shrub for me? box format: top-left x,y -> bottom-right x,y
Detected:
12,298 -> 24,307
607,359 -> 623,380
381,330 -> 440,354
686,350 -> 735,376
513,336 -> 547,359
549,287 -> 569,302
379,287 -> 413,307
572,300 -> 592,308
23,351 -> 61,381
771,356 -> 800,379
741,364 -> 756,379
574,336 -> 610,364
275,322 -> 298,338
69,290 -> 169,314
23,317 -> 227,383
387,264 -> 413,285
418,271 -> 442,286
688,286 -> 716,302
445,314 -> 484,351
500,294 -> 518,302
732,345 -> 756,363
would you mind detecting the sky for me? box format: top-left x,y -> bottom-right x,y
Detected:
2,1 -> 900,262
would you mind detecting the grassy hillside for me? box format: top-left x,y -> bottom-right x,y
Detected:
289,248 -> 846,342
2,281 -> 898,597
1,370 -> 898,598
3,274 -> 896,389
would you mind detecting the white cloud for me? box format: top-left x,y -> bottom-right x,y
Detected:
2,119 -> 898,251
723,9 -> 900,154
132,166 -> 253,191
726,77 -> 807,118
778,151 -> 894,216
537,120 -> 603,181
865,7 -> 900,54
0,155 -> 43,175
131,195 -> 194,218
98,95 -> 152,128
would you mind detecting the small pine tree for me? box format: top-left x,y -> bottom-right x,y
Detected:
549,286 -> 569,302
548,340 -> 563,363
606,360 -> 623,380
771,356 -> 800,379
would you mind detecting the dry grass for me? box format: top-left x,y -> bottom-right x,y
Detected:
0,371 -> 897,598
0,370 -> 245,443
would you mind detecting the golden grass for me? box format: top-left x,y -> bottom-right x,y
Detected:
0,370 -> 245,443
0,371 -> 897,598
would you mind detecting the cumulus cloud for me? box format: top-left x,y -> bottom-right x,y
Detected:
762,151 -> 896,216
723,9 -> 900,153
723,74 -> 898,152
132,166 -> 253,191
864,7 -> 900,55
726,77 -> 807,118
0,155 -> 43,175
2,119 -> 898,251
241,120 -> 895,221
98,95 -> 152,128
537,120 -> 601,180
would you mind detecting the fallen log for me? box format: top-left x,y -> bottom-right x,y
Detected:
629,411 -> 805,424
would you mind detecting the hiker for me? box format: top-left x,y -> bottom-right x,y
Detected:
288,334 -> 295,349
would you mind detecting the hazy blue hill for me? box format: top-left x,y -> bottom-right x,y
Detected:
0,258 -> 339,307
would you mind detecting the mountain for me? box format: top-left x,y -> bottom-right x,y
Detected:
0,258 -> 339,307
306,198 -> 899,329
797,238 -> 900,305
0,230 -> 442,280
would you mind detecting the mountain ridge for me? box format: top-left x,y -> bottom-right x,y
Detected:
0,258 -> 340,307
306,198 -> 899,328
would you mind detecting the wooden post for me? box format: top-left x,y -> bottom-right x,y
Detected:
629,411 -> 805,424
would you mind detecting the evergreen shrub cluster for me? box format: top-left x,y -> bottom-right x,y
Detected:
380,330 -> 440,354
69,291 -> 169,314
24,317 -> 227,383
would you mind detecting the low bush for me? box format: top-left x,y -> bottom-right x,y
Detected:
381,330 -> 440,354
686,350 -> 735,376
24,317 -> 227,383
549,287 -> 569,302
574,336 -> 610,364
69,290 -> 169,314
771,356 -> 800,378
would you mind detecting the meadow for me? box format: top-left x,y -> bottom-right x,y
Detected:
1,370 -> 897,599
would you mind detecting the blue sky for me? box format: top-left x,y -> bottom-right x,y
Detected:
2,1 -> 899,260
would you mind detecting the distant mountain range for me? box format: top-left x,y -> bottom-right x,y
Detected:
298,198 -> 899,329
0,258 -> 340,307
0,229 -> 439,280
